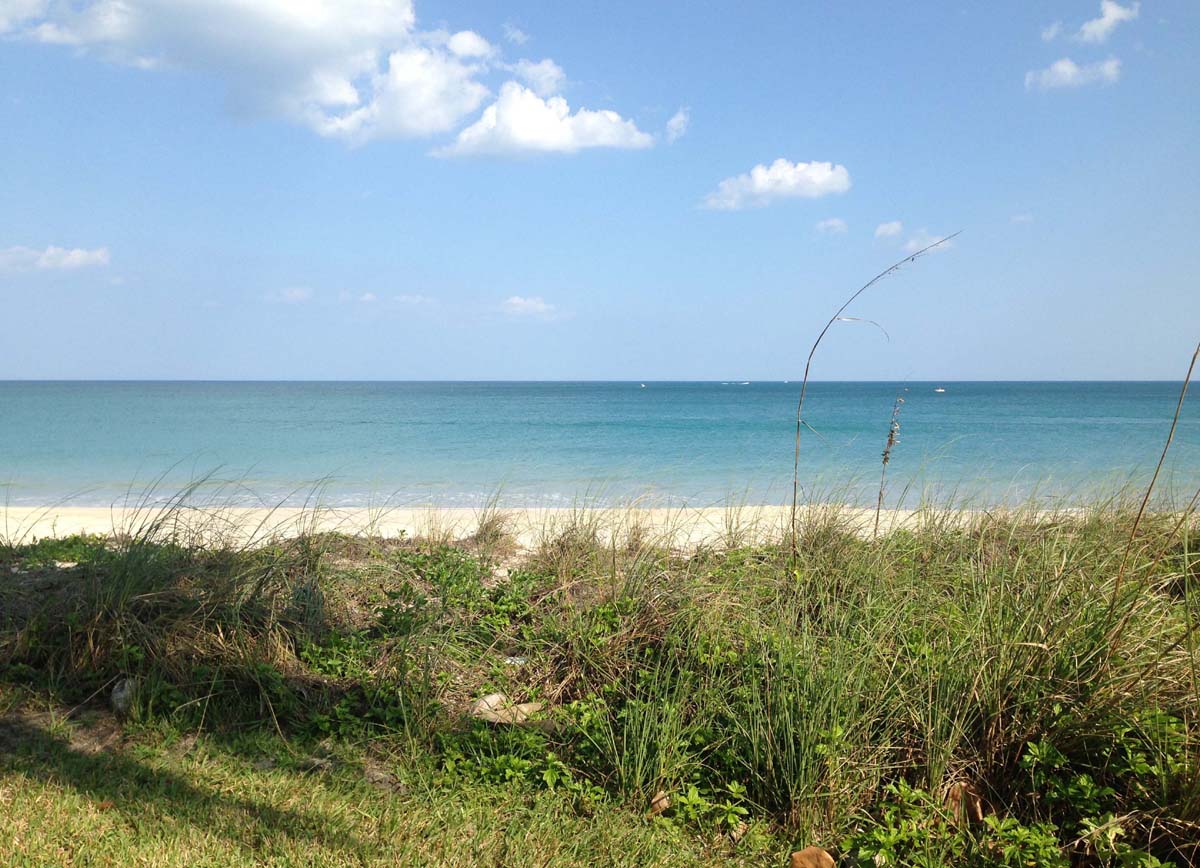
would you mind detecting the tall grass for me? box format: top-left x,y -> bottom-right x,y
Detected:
3,489 -> 1199,863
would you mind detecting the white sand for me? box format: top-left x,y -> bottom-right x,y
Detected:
1,504 -> 928,549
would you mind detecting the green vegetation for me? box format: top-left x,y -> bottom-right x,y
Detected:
2,502 -> 1198,866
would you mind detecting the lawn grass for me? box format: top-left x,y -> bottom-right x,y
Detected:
1,500 -> 1198,866
0,703 -> 752,867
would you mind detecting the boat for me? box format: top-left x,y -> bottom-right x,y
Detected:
934,387 -> 946,393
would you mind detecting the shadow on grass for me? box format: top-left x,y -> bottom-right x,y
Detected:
0,715 -> 367,856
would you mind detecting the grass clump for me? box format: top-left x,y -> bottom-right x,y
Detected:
1,501 -> 1198,866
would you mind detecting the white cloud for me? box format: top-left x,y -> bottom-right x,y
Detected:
874,220 -> 903,238
11,1 -> 421,131
0,0 -> 45,32
290,44 -> 490,143
0,244 -> 110,270
439,81 -> 653,156
665,107 -> 689,143
1077,0 -> 1139,43
445,29 -> 492,58
38,246 -> 109,268
510,58 -> 565,97
1041,21 -> 1062,42
272,286 -> 314,304
815,217 -> 847,234
502,295 -> 558,319
395,293 -> 433,304
1025,56 -> 1121,90
502,22 -> 528,45
702,159 -> 851,211
5,2 -> 650,154
903,230 -> 954,255
359,291 -> 378,302
3,1 -> 469,142
1011,213 -> 1035,224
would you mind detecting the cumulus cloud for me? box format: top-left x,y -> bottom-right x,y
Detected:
1025,56 -> 1121,90
502,295 -> 558,319
815,217 -> 847,234
665,107 -> 689,143
702,159 -> 851,211
0,244 -> 110,270
11,1 -> 419,128
2,1 -> 483,142
903,230 -> 954,255
874,220 -> 903,238
445,29 -> 492,58
1077,0 -> 1139,43
4,1 -> 652,155
439,81 -> 653,156
1041,21 -> 1062,42
312,45 -> 490,142
510,58 -> 565,97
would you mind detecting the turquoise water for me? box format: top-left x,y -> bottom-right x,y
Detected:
1,381 -> 1197,508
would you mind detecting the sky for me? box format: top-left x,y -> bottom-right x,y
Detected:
1,0 -> 1198,380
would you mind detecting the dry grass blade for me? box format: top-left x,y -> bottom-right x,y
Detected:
833,316 -> 891,342
790,231 -> 960,567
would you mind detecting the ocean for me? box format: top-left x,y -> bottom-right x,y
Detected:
1,381 -> 1197,508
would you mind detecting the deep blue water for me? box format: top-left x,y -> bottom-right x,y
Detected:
1,381 -> 1197,508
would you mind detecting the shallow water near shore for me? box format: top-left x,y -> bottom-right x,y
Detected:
1,380 -> 1197,508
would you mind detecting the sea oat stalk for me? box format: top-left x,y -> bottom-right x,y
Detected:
789,232 -> 959,569
874,390 -> 906,537
1111,340 -> 1200,604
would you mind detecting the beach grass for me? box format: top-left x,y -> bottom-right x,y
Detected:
1,498 -> 1198,866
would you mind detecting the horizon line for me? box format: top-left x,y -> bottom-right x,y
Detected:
0,378 -> 1191,385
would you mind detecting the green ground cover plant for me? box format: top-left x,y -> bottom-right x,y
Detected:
1,498 -> 1198,866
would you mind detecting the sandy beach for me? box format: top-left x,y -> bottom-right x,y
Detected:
1,504 -> 934,549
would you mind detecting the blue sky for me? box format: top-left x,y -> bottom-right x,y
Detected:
2,0 -> 1197,380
